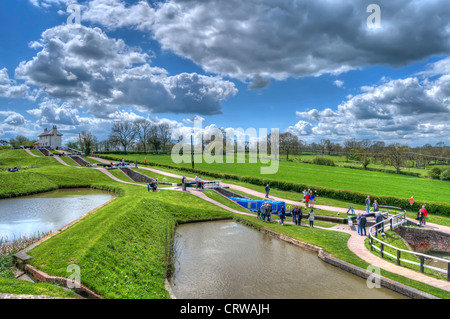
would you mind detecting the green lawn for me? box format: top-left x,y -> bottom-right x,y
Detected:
1,149 -> 450,299
100,153 -> 450,204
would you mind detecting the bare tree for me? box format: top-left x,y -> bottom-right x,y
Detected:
158,123 -> 172,151
109,121 -> 135,152
280,132 -> 300,160
385,143 -> 408,173
343,138 -> 358,162
357,139 -> 372,169
134,119 -> 152,152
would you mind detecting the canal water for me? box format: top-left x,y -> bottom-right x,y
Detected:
0,188 -> 113,241
170,220 -> 405,299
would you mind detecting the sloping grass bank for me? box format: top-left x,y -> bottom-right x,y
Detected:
26,190 -> 232,299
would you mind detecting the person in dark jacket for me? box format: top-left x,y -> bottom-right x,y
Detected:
265,184 -> 270,198
360,214 -> 367,236
297,207 -> 303,225
375,212 -> 384,234
279,206 -> 286,225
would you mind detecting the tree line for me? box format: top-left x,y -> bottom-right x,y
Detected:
5,124 -> 450,174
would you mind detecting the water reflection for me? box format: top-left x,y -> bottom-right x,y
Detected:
0,189 -> 113,241
170,220 -> 405,299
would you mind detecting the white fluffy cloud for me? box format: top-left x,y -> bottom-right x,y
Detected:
15,25 -> 237,118
290,59 -> 450,144
0,68 -> 29,99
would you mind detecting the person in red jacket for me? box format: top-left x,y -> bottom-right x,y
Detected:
304,192 -> 310,208
420,205 -> 428,226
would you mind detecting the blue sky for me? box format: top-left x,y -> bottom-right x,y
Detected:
1,0 -> 450,147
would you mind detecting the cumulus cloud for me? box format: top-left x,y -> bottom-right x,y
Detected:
333,80 -> 344,88
27,98 -> 80,125
15,25 -> 237,117
30,0 -> 450,85
0,111 -> 26,126
147,0 -> 450,82
29,0 -> 73,8
82,0 -> 156,31
291,60 -> 450,144
0,68 -> 29,99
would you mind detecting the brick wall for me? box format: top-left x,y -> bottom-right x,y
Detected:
394,226 -> 450,253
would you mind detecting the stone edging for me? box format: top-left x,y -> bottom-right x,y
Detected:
23,264 -> 102,299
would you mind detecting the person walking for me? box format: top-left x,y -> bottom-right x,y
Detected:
365,195 -> 371,214
307,209 -> 315,227
297,206 -> 303,225
265,184 -> 270,198
309,191 -> 315,208
420,205 -> 428,226
279,206 -> 286,225
304,192 -> 310,208
195,175 -> 200,189
360,214 -> 367,236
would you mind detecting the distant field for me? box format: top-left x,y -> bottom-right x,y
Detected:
100,153 -> 450,204
285,154 -> 450,177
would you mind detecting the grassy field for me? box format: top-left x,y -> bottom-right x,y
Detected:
1,149 -> 450,299
289,153 -> 450,177
99,153 -> 450,204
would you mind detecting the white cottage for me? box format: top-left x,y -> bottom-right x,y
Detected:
37,125 -> 63,149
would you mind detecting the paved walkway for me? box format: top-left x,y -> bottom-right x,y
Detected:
52,155 -> 72,167
87,157 -> 450,293
23,148 -> 39,158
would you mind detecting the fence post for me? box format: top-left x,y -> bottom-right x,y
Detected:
397,250 -> 401,265
447,262 -> 450,282
390,218 -> 393,231
380,243 -> 384,258
420,256 -> 425,274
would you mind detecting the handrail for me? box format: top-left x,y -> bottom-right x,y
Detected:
368,211 -> 450,281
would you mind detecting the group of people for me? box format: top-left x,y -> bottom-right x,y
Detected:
257,204 -> 315,227
417,205 -> 428,226
7,166 -> 19,172
302,189 -> 316,208
257,202 -> 273,222
365,195 -> 379,214
195,175 -> 204,189
292,206 -> 315,227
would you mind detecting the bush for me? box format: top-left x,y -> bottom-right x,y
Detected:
440,169 -> 450,181
429,167 -> 442,179
312,157 -> 335,166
